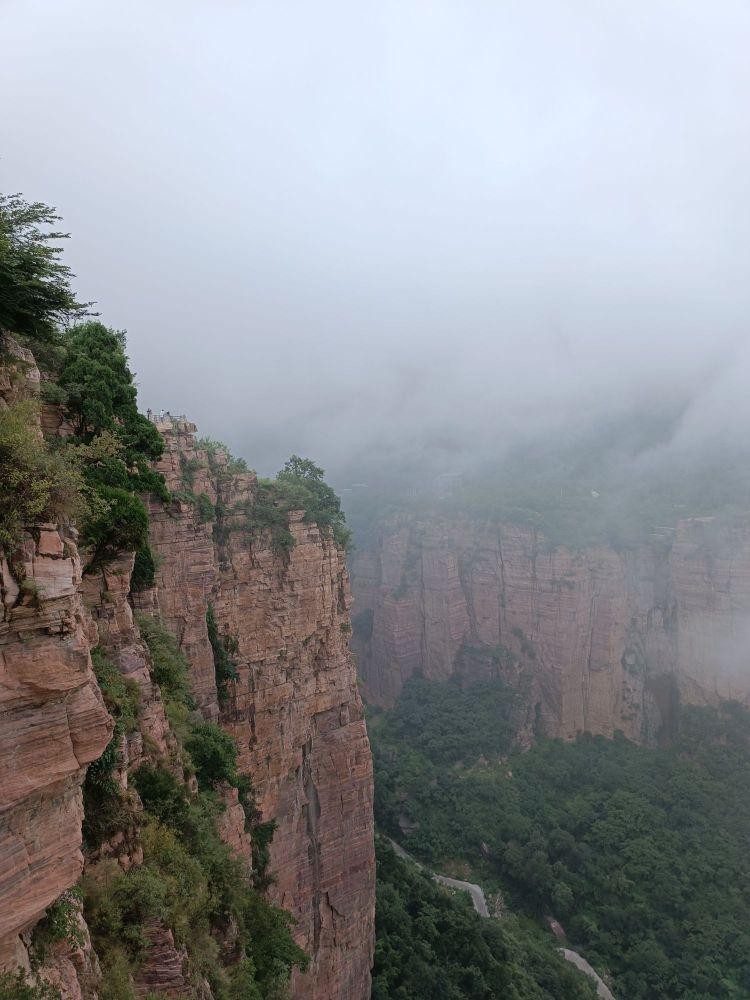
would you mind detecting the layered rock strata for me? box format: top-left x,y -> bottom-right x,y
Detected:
0,341 -> 112,970
351,514 -> 750,742
145,419 -> 375,1000
0,337 -> 375,1000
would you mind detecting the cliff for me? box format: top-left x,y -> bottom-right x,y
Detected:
351,513 -> 750,742
0,343 -> 374,997
147,419 -> 375,999
0,343 -> 112,973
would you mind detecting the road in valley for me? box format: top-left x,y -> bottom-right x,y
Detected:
386,837 -> 614,999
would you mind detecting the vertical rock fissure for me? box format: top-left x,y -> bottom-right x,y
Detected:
302,740 -> 323,952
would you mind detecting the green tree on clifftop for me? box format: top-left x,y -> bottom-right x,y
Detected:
0,193 -> 88,344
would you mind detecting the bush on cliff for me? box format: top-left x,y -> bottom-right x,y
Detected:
277,454 -> 351,548
244,454 -> 352,553
122,763 -> 308,995
186,722 -> 241,790
81,486 -> 149,569
84,612 -> 306,998
82,648 -> 141,848
134,612 -> 195,722
0,400 -> 87,549
130,542 -> 156,592
0,971 -> 61,1000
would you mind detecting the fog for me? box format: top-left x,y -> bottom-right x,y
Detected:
2,0 -> 749,481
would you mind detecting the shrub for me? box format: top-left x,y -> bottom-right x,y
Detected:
81,486 -> 148,569
277,455 -> 352,549
195,493 -> 215,524
30,887 -> 84,963
186,722 -> 240,789
48,322 -> 169,568
0,401 -> 86,549
83,649 -> 141,847
135,613 -> 193,706
131,765 -> 190,829
206,603 -> 238,701
251,820 -> 277,891
179,454 -> 202,488
85,617 -> 306,997
130,543 -> 156,592
244,456 -> 352,554
82,860 -> 168,958
91,648 -> 141,733
58,323 -> 161,459
0,971 -> 61,1000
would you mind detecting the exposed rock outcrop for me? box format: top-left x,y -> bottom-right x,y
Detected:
145,419 -> 376,1000
0,520 -> 113,969
351,514 -> 750,741
0,338 -> 113,970
0,339 -> 375,999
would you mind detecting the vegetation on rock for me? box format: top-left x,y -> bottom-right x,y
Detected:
206,602 -> 239,703
0,971 -> 60,1000
85,616 -> 307,998
0,399 -> 86,549
245,454 -> 351,552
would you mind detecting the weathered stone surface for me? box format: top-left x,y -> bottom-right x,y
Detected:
146,421 -> 376,1000
82,552 -> 173,759
0,527 -> 112,968
37,906 -> 100,1000
351,514 -> 750,742
133,924 -> 189,998
145,419 -> 226,720
0,366 -> 374,997
216,784 -> 252,860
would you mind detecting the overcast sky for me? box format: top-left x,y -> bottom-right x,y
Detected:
2,0 -> 749,478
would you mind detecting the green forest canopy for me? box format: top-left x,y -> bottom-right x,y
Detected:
372,677 -> 750,1000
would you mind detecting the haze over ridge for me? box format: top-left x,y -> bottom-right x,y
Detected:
2,0 -> 749,478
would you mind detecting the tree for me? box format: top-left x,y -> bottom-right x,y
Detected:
58,322 -> 163,463
186,722 -> 240,789
278,455 -> 326,482
276,454 -> 351,549
0,193 -> 88,343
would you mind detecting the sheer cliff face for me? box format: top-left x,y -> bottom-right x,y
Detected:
0,340 -> 374,999
351,515 -> 750,742
0,344 -> 112,970
147,421 -> 375,1000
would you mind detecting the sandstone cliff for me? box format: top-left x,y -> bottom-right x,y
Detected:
147,419 -> 375,1000
0,341 -> 374,998
0,343 -> 112,973
351,514 -> 750,742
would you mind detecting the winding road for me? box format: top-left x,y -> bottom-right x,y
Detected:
386,837 -> 615,999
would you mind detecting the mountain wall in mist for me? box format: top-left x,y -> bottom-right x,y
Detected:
351,514 -> 750,742
0,341 -> 374,999
146,419 -> 375,999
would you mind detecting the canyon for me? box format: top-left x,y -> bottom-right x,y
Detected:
351,512 -> 750,742
0,341 -> 374,998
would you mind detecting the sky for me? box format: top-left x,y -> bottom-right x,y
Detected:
2,0 -> 749,480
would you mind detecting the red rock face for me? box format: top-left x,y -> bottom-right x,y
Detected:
0,339 -> 113,970
0,363 -> 373,997
0,528 -> 113,968
351,515 -> 750,742
145,420 -> 375,1000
